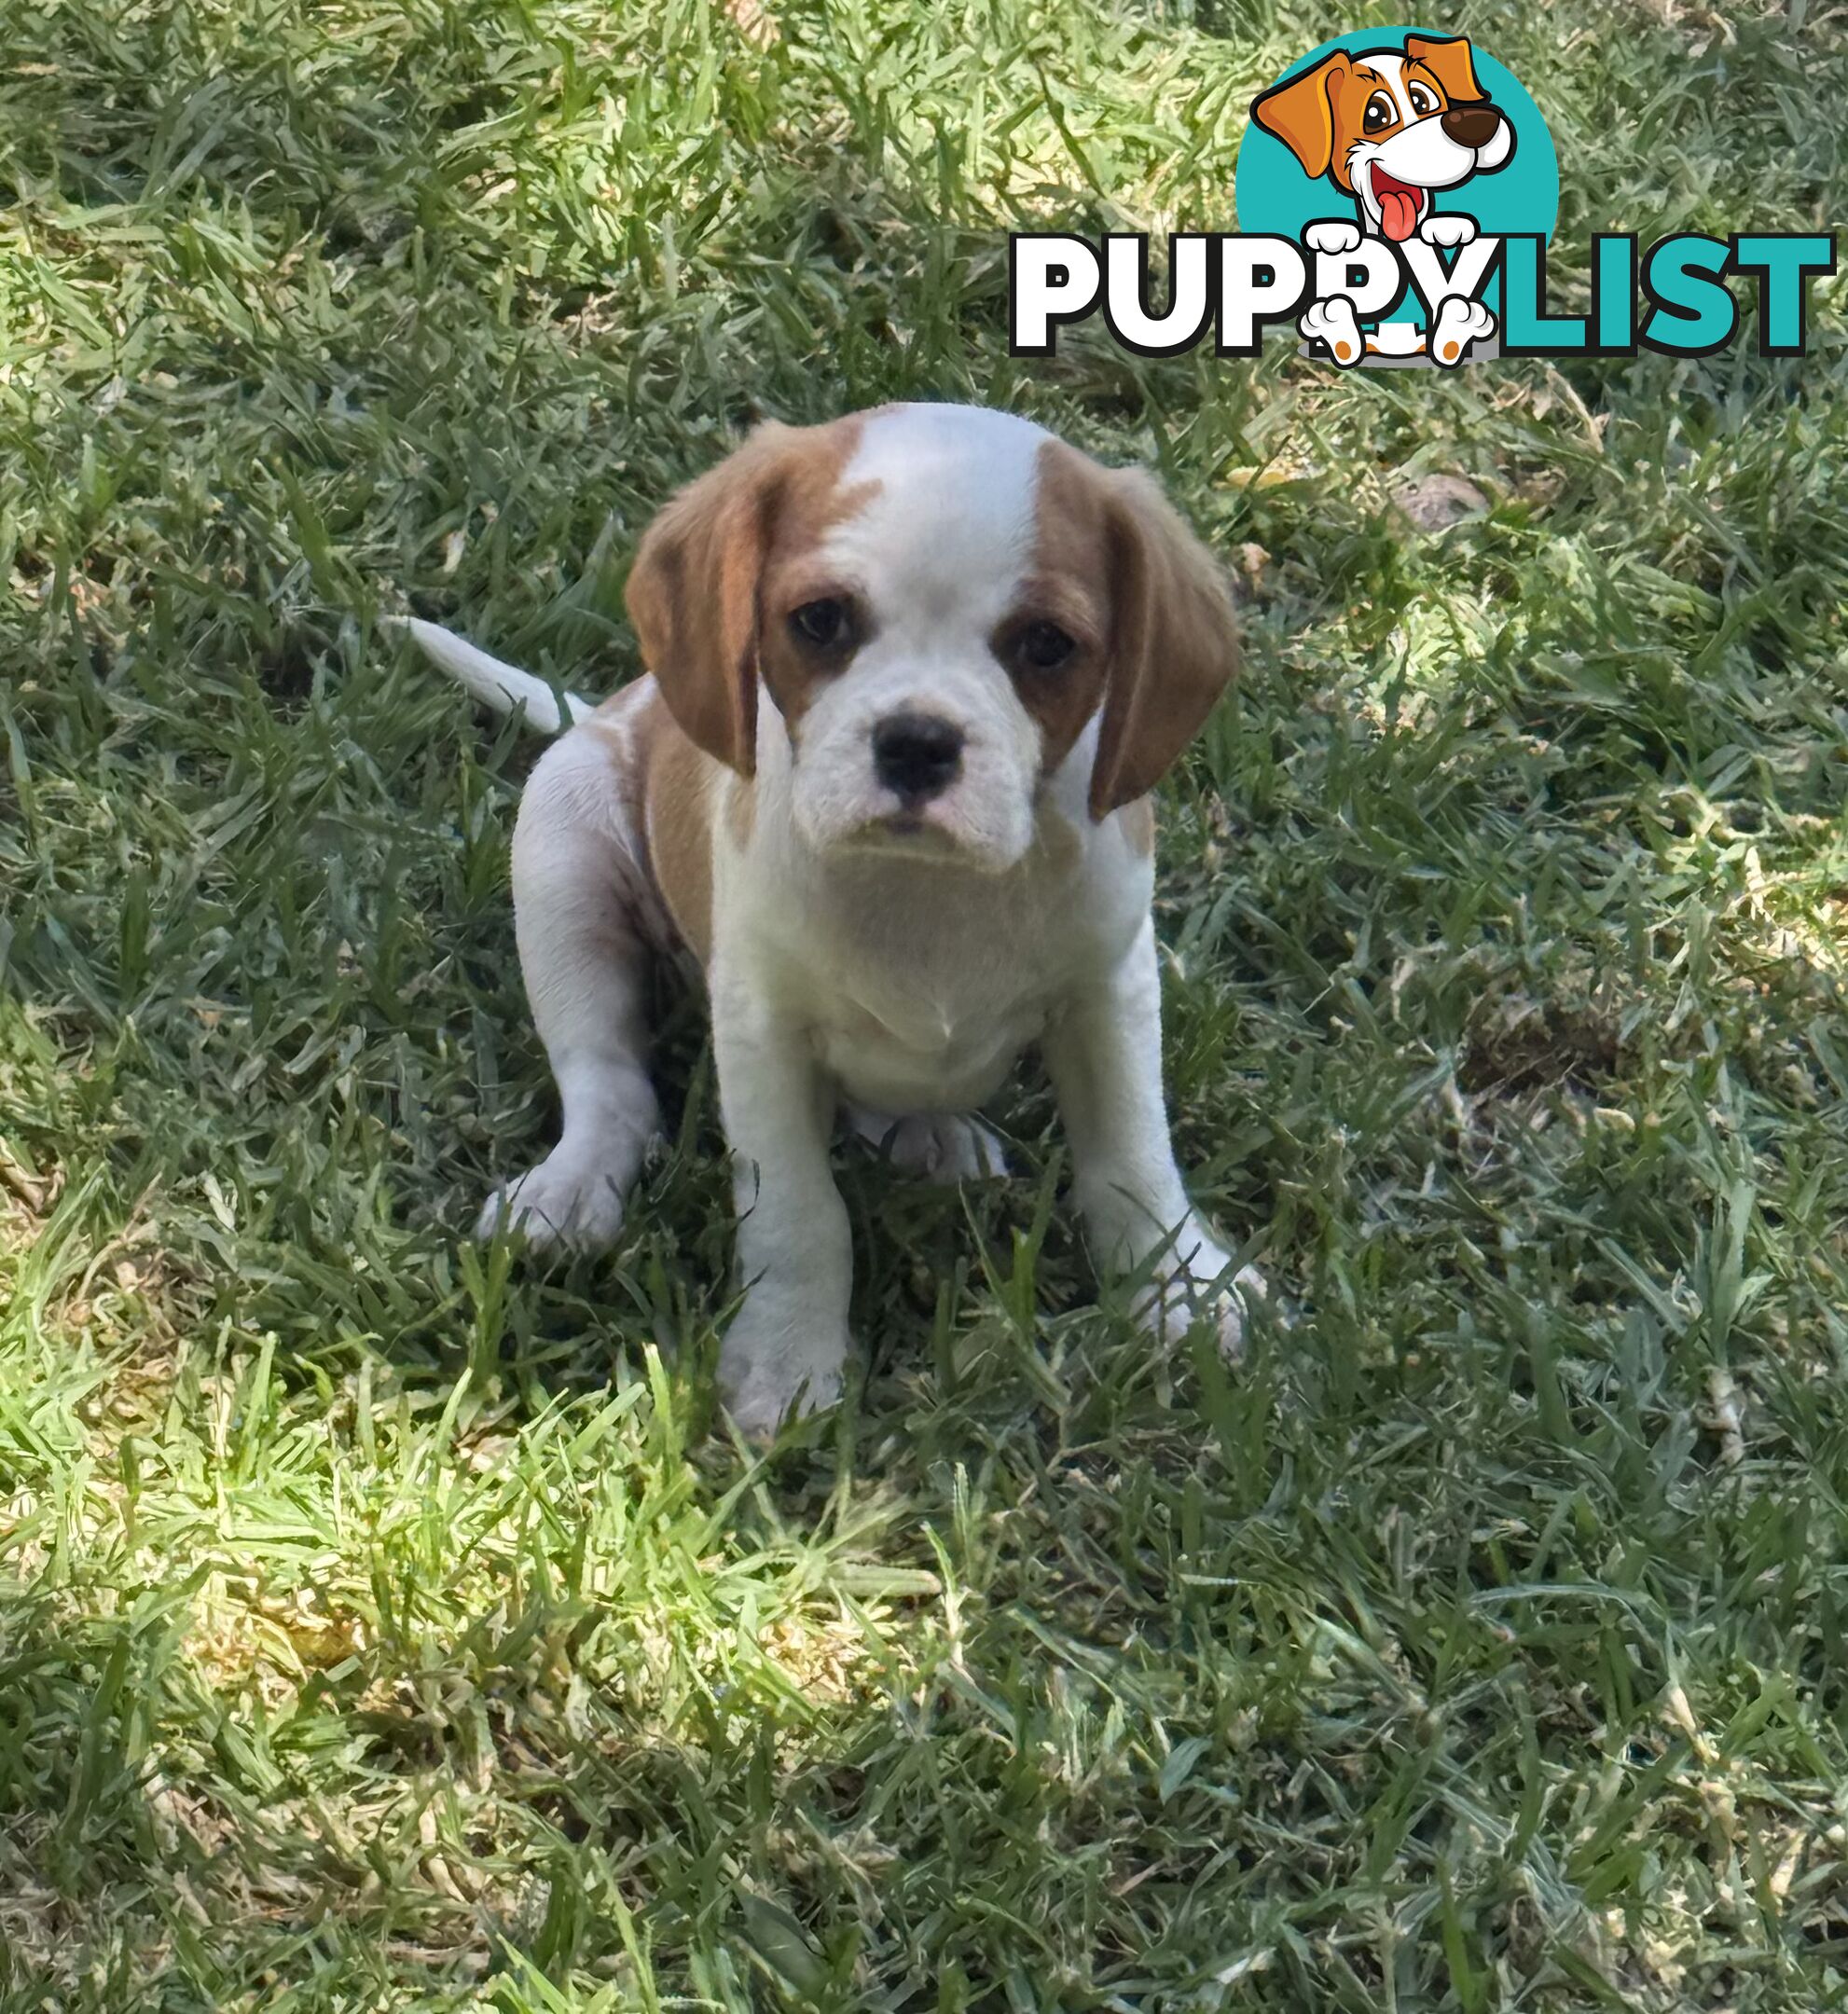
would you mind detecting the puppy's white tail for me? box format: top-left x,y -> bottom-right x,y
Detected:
394,615 -> 588,735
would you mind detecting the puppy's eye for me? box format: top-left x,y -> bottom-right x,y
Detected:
1407,81 -> 1438,117
1362,91 -> 1397,133
1014,620 -> 1078,672
789,598 -> 851,651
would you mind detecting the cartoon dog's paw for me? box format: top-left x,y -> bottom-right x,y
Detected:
1299,296 -> 1364,366
1429,295 -> 1496,366
1304,219 -> 1363,256
1419,213 -> 1477,249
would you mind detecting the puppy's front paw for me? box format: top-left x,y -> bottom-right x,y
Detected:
476,1144 -> 639,1250
1134,1226 -> 1264,1361
720,1294 -> 849,1442
1418,212 -> 1477,248
1305,219 -> 1362,256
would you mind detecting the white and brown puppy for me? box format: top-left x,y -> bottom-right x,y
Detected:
407,402 -> 1261,1438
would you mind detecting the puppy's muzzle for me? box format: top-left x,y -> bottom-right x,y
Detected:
1441,101 -> 1502,148
873,711 -> 964,806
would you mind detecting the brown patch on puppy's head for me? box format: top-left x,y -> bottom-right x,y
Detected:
1024,441 -> 1238,820
624,417 -> 875,773
1013,442 -> 1114,773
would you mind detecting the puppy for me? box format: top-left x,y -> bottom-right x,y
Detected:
407,402 -> 1261,1438
1253,34 -> 1512,364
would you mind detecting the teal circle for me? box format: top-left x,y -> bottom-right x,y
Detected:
1234,27 -> 1558,246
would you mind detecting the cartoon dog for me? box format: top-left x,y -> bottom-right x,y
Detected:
1251,34 -> 1513,366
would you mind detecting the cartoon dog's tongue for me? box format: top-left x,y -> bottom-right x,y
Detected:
1372,165 -> 1422,241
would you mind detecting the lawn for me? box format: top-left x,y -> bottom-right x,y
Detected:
3,0 -> 1847,2007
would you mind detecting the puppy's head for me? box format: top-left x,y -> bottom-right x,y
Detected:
1251,35 -> 1513,241
625,404 -> 1237,872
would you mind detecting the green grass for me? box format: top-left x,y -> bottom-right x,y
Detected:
3,0 -> 1848,2006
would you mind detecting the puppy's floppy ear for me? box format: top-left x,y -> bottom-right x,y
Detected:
1403,34 -> 1487,103
1090,469 -> 1238,819
625,422 -> 793,775
1249,52 -> 1348,181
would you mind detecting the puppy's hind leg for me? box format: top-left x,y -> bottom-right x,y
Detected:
480,725 -> 663,1249
842,1105 -> 1011,1181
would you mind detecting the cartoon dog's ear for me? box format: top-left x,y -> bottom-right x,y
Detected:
1250,53 -> 1348,181
626,423 -> 796,776
1403,33 -> 1487,103
1090,469 -> 1239,819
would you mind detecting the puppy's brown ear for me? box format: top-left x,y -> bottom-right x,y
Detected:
625,422 -> 793,775
1404,34 -> 1486,103
1090,469 -> 1238,819
1249,53 -> 1347,180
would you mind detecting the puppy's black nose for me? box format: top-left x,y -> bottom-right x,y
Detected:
1441,102 -> 1501,148
873,711 -> 963,804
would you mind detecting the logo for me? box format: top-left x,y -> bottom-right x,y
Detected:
1239,30 -> 1550,366
1009,27 -> 1834,366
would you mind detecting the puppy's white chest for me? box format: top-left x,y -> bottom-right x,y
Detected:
813,985 -> 1046,1114
722,775 -> 1154,1118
